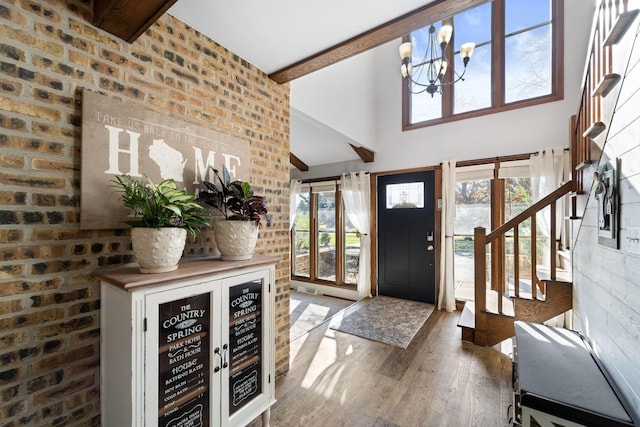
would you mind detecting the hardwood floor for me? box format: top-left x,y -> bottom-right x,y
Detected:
252,307 -> 514,426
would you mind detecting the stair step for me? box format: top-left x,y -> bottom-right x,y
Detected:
458,302 -> 475,343
486,289 -> 515,317
457,302 -> 475,329
536,267 -> 572,283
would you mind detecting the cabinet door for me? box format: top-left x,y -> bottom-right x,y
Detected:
145,281 -> 221,427
221,270 -> 272,426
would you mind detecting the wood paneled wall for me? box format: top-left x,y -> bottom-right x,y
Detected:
572,1 -> 640,419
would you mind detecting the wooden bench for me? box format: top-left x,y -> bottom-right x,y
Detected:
513,321 -> 636,427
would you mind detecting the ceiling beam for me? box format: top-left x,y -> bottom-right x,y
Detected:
290,153 -> 309,171
269,0 -> 487,84
350,144 -> 375,163
94,0 -> 177,43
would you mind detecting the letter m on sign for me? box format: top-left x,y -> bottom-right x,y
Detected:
193,147 -> 216,185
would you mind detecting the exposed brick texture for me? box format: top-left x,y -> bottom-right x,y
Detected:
0,0 -> 291,424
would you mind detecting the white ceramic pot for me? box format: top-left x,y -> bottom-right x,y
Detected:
214,220 -> 259,261
131,227 -> 187,273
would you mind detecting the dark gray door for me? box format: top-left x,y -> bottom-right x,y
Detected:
377,170 -> 436,304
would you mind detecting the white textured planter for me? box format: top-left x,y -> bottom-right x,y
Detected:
131,227 -> 187,273
214,220 -> 259,261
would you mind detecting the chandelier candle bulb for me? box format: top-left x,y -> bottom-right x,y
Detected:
436,25 -> 453,45
460,42 -> 476,64
399,42 -> 413,59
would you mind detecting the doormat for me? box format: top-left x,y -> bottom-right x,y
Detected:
330,296 -> 434,349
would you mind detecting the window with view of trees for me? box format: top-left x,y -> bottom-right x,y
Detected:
404,0 -> 562,129
291,182 -> 358,287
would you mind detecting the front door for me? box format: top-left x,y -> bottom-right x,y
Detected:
377,170 -> 436,304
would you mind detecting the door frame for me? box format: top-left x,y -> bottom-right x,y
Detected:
369,166 -> 442,304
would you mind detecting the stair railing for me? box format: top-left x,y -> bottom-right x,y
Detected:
472,181 -> 572,346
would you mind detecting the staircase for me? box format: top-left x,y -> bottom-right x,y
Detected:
457,1 -> 635,347
458,181 -> 573,346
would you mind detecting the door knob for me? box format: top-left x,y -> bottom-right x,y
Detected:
426,245 -> 434,251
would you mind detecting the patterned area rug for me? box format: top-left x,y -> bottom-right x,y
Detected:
330,296 -> 434,349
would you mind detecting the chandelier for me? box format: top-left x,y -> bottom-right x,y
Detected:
399,24 -> 475,97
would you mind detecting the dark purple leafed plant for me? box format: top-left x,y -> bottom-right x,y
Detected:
198,165 -> 272,227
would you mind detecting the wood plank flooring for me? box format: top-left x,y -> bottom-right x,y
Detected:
250,307 -> 514,426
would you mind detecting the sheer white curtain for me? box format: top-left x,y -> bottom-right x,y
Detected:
439,160 -> 456,312
289,179 -> 302,231
529,148 -> 567,266
341,172 -> 372,299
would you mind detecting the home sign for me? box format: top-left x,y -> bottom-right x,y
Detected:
80,90 -> 250,230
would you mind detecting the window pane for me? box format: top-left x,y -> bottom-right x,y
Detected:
454,43 -> 492,114
506,0 -> 551,35
505,177 -> 532,222
504,178 -> 534,293
386,182 -> 424,209
410,91 -> 442,123
454,2 -> 491,46
453,2 -> 492,115
409,23 -> 444,123
454,180 -> 491,233
293,190 -> 310,277
505,25 -> 552,103
343,214 -> 359,285
316,191 -> 336,281
454,179 -> 491,302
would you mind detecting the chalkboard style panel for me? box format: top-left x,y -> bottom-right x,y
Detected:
228,280 -> 263,415
158,293 -> 211,427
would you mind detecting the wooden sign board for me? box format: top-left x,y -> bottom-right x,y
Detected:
80,90 -> 250,230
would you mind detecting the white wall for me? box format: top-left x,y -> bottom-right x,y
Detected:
291,48 -> 378,151
292,0 -> 595,179
573,12 -> 640,419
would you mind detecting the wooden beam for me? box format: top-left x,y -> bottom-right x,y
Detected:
268,0 -> 487,84
289,153 -> 309,171
350,144 -> 375,163
94,0 -> 177,43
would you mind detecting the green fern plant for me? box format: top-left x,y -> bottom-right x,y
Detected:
112,175 -> 209,239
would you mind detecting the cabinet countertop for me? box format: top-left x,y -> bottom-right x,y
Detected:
95,254 -> 279,291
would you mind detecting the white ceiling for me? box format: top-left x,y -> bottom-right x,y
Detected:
168,0 -> 435,168
169,0 -> 434,74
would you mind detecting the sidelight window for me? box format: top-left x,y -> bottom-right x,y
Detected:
291,181 -> 357,288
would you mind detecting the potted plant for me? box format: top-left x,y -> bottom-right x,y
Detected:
112,175 -> 209,273
198,165 -> 271,260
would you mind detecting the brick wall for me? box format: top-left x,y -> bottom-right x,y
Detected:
0,1 -> 291,425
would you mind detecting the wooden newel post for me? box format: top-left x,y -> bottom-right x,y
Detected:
474,226 -> 488,346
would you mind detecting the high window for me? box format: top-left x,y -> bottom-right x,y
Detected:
404,0 -> 563,130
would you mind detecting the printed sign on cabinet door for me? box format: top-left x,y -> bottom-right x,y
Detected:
228,280 -> 263,415
158,293 -> 211,427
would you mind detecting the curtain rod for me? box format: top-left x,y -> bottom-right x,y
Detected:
440,148 -> 569,166
533,147 -> 570,156
298,172 -> 369,185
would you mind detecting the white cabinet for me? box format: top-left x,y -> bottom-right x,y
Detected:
97,256 -> 277,427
